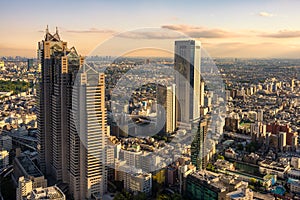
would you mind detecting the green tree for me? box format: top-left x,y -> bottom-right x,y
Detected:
157,194 -> 170,200
133,192 -> 147,200
114,191 -> 132,200
249,178 -> 257,185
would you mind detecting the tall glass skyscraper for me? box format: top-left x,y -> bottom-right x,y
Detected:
174,40 -> 201,125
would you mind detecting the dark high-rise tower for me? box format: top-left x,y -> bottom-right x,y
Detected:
37,26 -> 83,185
191,119 -> 208,170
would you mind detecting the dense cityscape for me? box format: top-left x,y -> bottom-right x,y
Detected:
1,1 -> 300,200
0,28 -> 299,200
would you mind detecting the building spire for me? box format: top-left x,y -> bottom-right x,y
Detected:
56,26 -> 58,34
46,25 -> 49,34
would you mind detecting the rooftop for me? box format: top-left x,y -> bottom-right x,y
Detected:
15,155 -> 43,177
31,186 -> 65,199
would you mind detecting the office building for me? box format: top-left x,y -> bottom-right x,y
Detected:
27,59 -> 33,71
191,119 -> 208,170
13,154 -> 47,191
0,149 -> 9,168
116,165 -> 152,196
71,65 -> 108,199
37,27 -> 108,199
185,170 -> 248,200
37,26 -> 84,181
17,176 -> 65,200
157,84 -> 176,133
174,40 -> 201,125
200,80 -> 205,107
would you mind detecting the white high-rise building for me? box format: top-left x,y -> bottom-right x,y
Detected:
157,84 -> 176,133
174,40 -> 201,125
200,80 -> 205,107
71,66 -> 108,199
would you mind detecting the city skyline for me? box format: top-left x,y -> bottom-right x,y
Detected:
0,1 -> 300,200
1,0 -> 300,58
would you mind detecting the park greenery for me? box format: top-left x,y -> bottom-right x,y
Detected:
0,80 -> 30,94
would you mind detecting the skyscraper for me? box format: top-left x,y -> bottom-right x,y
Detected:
37,26 -> 83,181
200,80 -> 205,107
71,66 -> 108,199
191,119 -> 208,170
157,84 -> 176,133
174,40 -> 201,126
27,59 -> 33,71
37,27 -> 108,199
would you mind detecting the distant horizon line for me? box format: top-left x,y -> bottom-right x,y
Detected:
1,55 -> 300,60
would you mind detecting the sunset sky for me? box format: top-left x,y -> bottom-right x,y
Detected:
1,0 -> 300,58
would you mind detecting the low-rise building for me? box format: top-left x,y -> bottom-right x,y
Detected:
287,169 -> 300,180
225,148 -> 237,160
243,153 -> 260,165
116,164 -> 152,196
185,170 -> 246,200
288,178 -> 300,194
214,159 -> 235,171
262,174 -> 277,188
29,186 -> 66,200
258,160 -> 290,179
226,187 -> 253,200
14,154 -> 47,197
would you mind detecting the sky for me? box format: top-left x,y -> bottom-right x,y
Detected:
1,0 -> 300,58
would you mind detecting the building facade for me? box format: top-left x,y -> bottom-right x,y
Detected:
191,119 -> 208,170
157,84 -> 176,133
174,40 -> 201,125
37,27 -> 108,199
71,66 -> 108,199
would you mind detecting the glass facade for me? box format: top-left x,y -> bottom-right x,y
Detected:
185,175 -> 218,200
